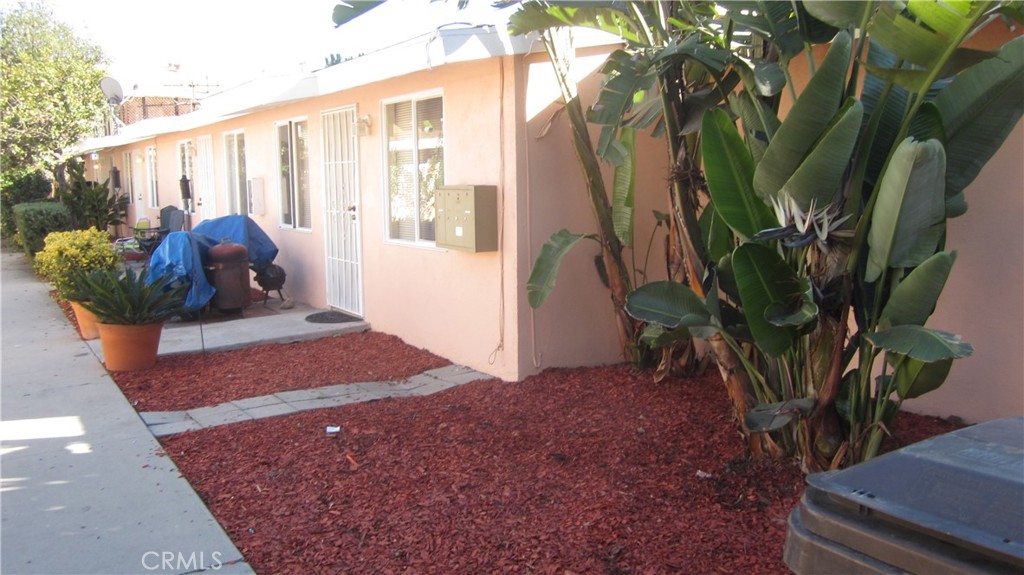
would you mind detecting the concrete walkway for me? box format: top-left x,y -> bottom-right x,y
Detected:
0,247 -> 487,574
142,365 -> 490,437
1,249 -> 252,574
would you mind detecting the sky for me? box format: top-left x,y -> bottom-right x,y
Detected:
4,0 -> 520,100
19,0 -> 341,98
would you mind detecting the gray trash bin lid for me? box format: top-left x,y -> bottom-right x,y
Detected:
806,417 -> 1024,567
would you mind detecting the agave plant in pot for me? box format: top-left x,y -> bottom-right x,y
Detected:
71,268 -> 188,371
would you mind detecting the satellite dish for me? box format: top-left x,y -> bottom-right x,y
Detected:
100,77 -> 124,105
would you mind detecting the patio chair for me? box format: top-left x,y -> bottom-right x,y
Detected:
131,206 -> 185,254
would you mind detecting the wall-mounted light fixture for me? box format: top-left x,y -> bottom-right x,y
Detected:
357,114 -> 372,137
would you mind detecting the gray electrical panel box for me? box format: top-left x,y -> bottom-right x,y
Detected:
435,185 -> 498,252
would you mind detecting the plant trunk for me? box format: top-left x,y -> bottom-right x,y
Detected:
659,74 -> 708,290
804,277 -> 852,471
708,333 -> 783,458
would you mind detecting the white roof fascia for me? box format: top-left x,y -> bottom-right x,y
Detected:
313,24 -> 620,97
77,23 -> 621,154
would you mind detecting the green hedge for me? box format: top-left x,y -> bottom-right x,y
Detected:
1,170 -> 52,238
13,201 -> 72,258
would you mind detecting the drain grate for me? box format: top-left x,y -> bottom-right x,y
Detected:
305,311 -> 361,324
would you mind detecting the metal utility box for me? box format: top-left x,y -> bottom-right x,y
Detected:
435,185 -> 498,252
785,417 -> 1024,574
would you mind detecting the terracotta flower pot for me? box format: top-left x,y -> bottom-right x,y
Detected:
69,301 -> 100,340
95,322 -> 164,371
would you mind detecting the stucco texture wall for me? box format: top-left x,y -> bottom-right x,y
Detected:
906,121 -> 1024,422
519,48 -> 671,377
343,59 -> 519,380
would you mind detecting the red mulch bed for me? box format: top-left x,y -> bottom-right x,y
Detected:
109,332 -> 451,411
161,363 -> 960,575
57,289 -> 449,412
54,295 -> 961,573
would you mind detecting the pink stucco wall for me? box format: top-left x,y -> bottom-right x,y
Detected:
518,49 -> 671,376
905,121 -> 1024,422
103,49 -> 671,382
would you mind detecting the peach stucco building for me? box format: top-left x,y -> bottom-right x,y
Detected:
79,4 -> 658,385
78,4 -> 1023,424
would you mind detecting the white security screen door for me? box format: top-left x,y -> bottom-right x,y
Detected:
196,135 -> 217,221
322,107 -> 363,316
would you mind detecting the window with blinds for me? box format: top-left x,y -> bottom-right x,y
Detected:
121,152 -> 134,204
224,131 -> 247,215
277,119 -> 311,229
178,140 -> 194,180
385,94 -> 443,243
145,146 -> 158,208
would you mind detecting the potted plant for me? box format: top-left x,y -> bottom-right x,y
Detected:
71,268 -> 188,371
34,227 -> 122,339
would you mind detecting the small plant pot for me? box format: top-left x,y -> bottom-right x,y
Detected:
69,301 -> 100,340
96,322 -> 164,371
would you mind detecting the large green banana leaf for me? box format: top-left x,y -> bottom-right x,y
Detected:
894,357 -> 954,400
861,40 -> 914,190
507,1 -> 644,43
753,31 -> 852,204
869,3 -> 950,70
612,128 -> 636,248
728,91 -> 780,166
625,280 -> 712,329
803,0 -> 874,29
865,325 -> 973,362
732,55 -> 787,97
779,97 -> 863,210
589,50 -> 657,164
724,1 -> 837,58
732,243 -> 801,357
872,323 -> 968,401
698,204 -> 732,265
527,229 -> 590,308
865,137 -> 947,282
935,36 -> 1024,203
589,38 -> 732,162
866,1 -> 992,91
702,109 -> 777,240
907,0 -> 973,37
879,251 -> 957,328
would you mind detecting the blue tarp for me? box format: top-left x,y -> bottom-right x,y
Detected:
148,231 -> 217,310
145,216 -> 279,311
192,215 -> 279,270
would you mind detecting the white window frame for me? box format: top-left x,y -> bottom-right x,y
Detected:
145,146 -> 158,208
223,130 -> 247,215
381,90 -> 445,247
121,151 -> 134,205
177,140 -> 194,180
275,117 -> 311,231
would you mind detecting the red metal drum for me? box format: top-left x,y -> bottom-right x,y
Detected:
206,237 -> 250,312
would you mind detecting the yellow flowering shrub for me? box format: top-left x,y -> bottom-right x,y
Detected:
34,228 -> 122,301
